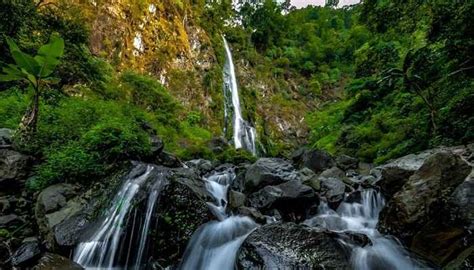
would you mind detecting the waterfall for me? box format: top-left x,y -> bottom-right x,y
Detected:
73,165 -> 167,269
304,189 -> 426,270
179,167 -> 257,270
222,37 -> 257,155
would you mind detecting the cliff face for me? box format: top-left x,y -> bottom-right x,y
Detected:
47,0 -> 312,154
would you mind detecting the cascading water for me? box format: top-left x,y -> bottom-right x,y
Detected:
179,167 -> 257,270
74,165 -> 167,269
304,189 -> 426,270
222,37 -> 257,155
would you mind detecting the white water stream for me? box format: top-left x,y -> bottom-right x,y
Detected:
73,165 -> 166,269
179,168 -> 257,270
304,189 -> 427,270
223,37 -> 257,155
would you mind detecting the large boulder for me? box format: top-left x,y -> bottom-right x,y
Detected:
248,180 -> 317,221
320,177 -> 346,209
237,223 -> 353,269
378,151 -> 472,267
291,147 -> 335,173
372,145 -> 472,198
151,166 -> 213,267
244,158 -> 299,192
0,149 -> 32,188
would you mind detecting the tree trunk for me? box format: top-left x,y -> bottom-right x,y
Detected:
16,89 -> 39,142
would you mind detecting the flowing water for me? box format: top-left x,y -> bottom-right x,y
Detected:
73,165 -> 167,269
179,168 -> 257,270
223,37 -> 257,155
304,189 -> 426,270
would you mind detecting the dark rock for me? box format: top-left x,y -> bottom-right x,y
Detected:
291,147 -> 335,173
0,128 -> 12,147
336,155 -> 358,170
378,151 -> 472,266
244,158 -> 299,192
237,223 -> 351,269
36,184 -> 78,214
0,149 -> 32,188
11,237 -> 41,266
208,136 -> 228,153
33,252 -> 83,270
238,206 -> 266,224
53,213 -> 89,247
185,159 -> 213,175
299,168 -> 321,191
320,177 -> 346,209
0,214 -> 23,228
345,190 -> 362,204
152,167 -> 213,266
156,151 -> 182,168
450,170 -> 474,229
248,180 -> 316,221
320,166 -> 345,179
371,147 -> 455,198
150,134 -> 164,155
229,190 -> 246,209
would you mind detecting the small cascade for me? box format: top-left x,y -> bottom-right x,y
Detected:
304,189 -> 426,270
222,37 -> 257,155
74,165 -> 168,269
179,168 -> 257,270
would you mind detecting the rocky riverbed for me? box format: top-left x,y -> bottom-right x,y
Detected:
0,127 -> 472,269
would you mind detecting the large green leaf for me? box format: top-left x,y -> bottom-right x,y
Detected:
5,37 -> 21,53
35,54 -> 60,78
11,50 -> 40,75
35,34 -> 64,78
0,65 -> 26,82
37,34 -> 64,59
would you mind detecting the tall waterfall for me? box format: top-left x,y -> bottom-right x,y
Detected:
304,189 -> 426,270
73,165 -> 168,269
223,37 -> 257,155
179,167 -> 257,270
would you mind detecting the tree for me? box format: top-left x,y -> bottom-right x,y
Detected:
0,34 -> 64,141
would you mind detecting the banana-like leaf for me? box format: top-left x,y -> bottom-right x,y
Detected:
11,50 -> 40,75
0,65 -> 25,81
5,37 -> 21,53
35,55 -> 60,78
37,34 -> 64,59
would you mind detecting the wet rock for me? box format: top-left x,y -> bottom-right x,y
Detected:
378,151 -> 472,265
244,158 -> 299,192
0,149 -> 32,188
0,214 -> 23,228
320,166 -> 346,179
0,128 -> 12,147
237,223 -> 351,269
449,170 -> 474,229
185,159 -> 213,175
11,237 -> 41,267
299,167 -> 321,191
238,206 -> 266,224
156,151 -> 182,168
36,184 -> 78,214
152,167 -> 213,267
291,147 -> 335,173
229,190 -> 246,209
33,252 -> 83,270
150,134 -> 164,155
371,148 -> 455,198
248,180 -> 316,221
336,155 -> 358,170
320,177 -> 346,209
53,213 -> 89,247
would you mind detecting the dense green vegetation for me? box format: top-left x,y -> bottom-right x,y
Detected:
223,0 -> 473,163
0,0 -> 472,191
